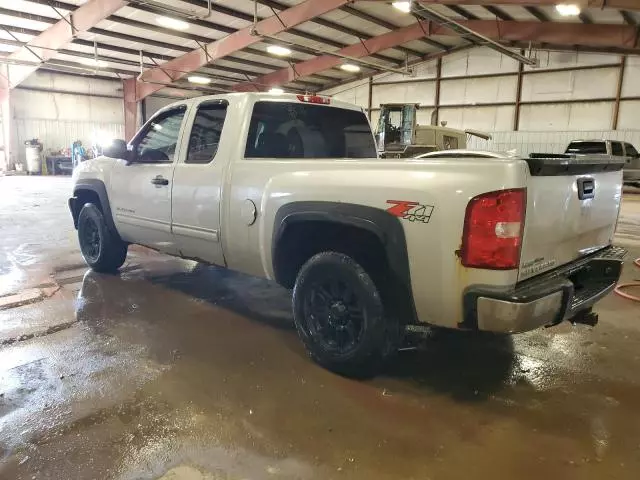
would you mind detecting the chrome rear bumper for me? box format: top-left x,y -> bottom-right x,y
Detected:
464,245 -> 627,334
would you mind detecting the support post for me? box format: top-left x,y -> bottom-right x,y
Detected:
0,67 -> 13,171
123,78 -> 138,142
513,50 -> 525,131
434,57 -> 442,125
367,76 -> 373,120
612,55 -> 626,130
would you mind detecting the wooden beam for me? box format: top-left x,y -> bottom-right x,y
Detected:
483,6 -> 514,21
612,56 -> 626,130
340,5 -> 448,51
368,76 -> 373,120
434,57 -> 442,126
513,50 -> 525,131
525,6 -> 550,22
1,0 -> 126,89
123,78 -> 138,142
135,0 -> 353,101
620,10 -> 637,25
446,5 -> 479,20
409,1 -> 640,12
237,20 -> 640,91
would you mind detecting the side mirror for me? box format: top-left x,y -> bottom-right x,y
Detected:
103,139 -> 129,160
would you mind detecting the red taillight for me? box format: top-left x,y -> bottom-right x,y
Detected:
296,94 -> 330,104
461,189 -> 526,270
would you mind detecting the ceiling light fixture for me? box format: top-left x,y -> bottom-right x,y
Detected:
340,63 -> 361,73
266,45 -> 292,57
392,1 -> 412,13
156,16 -> 190,30
188,75 -> 212,85
555,3 -> 581,16
269,87 -> 284,94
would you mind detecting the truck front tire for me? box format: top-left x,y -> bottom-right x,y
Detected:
293,252 -> 398,376
78,203 -> 128,273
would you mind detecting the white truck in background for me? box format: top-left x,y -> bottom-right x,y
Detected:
533,139 -> 640,186
69,93 -> 626,375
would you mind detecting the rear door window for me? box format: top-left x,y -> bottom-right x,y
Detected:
565,142 -> 607,154
624,143 -> 639,157
186,102 -> 228,164
245,101 -> 376,159
611,142 -> 624,156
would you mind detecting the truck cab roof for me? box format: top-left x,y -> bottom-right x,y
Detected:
153,92 -> 365,116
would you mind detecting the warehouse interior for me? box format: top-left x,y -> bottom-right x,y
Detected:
1,1 -> 640,479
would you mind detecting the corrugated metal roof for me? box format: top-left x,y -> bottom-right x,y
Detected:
0,0 -> 638,95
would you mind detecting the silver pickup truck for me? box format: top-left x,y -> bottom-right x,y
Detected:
68,93 -> 627,375
565,140 -> 640,186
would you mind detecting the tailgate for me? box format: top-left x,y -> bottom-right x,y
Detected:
518,156 -> 624,281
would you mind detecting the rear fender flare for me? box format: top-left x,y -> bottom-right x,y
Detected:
272,201 -> 417,324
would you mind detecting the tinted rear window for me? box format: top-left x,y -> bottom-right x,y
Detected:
245,101 -> 376,159
566,142 -> 607,154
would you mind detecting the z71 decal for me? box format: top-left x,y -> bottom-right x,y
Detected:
386,200 -> 434,224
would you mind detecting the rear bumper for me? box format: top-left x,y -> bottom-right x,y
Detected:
464,245 -> 627,334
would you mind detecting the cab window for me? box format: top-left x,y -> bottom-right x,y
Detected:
186,102 -> 228,164
134,106 -> 186,163
245,101 -> 376,159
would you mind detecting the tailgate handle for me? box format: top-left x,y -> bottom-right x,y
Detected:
577,178 -> 595,200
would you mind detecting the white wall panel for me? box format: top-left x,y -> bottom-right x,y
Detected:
20,71 -> 122,98
378,60 -> 438,83
567,102 -> 615,130
416,107 -> 436,127
12,89 -> 122,124
371,81 -> 436,107
14,119 -> 124,154
319,47 -> 638,160
524,51 -> 619,72
439,105 -> 514,132
322,79 -> 367,97
441,48 -> 519,77
521,68 -> 618,102
331,82 -> 369,108
369,110 -> 380,131
618,100 -> 640,131
519,102 -> 613,131
145,96 -> 178,118
622,56 -> 640,97
10,72 -> 125,166
440,75 -> 517,105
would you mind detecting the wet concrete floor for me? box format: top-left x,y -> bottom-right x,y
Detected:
1,176 -> 640,479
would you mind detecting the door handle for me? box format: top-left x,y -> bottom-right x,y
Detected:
151,175 -> 169,186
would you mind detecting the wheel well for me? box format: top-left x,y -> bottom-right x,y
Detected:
72,189 -> 102,224
274,220 -> 393,290
274,220 -> 416,323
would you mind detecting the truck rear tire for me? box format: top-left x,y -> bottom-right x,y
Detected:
78,203 -> 128,273
293,252 -> 398,376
